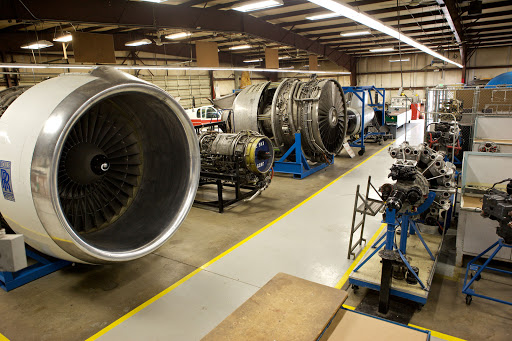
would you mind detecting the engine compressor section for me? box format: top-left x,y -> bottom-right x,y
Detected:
195,130 -> 274,212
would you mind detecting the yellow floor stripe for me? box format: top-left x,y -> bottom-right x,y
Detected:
0,333 -> 9,341
408,324 -> 467,341
335,223 -> 386,289
86,141 -> 393,340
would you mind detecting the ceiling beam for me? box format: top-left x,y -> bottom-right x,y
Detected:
0,0 -> 353,69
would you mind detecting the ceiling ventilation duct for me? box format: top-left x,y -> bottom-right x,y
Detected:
0,67 -> 199,264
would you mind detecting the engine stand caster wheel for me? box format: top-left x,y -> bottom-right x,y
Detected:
471,273 -> 481,281
358,149 -> 365,156
351,284 -> 359,292
465,295 -> 472,305
378,139 -> 383,145
383,137 -> 389,141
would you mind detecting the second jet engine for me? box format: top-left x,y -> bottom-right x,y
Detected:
232,77 -> 348,162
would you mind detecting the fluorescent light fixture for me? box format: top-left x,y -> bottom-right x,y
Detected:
125,38 -> 152,47
370,47 -> 394,52
20,40 -> 53,50
306,12 -> 341,20
278,56 -> 292,60
244,58 -> 263,63
165,32 -> 191,40
53,34 -> 72,43
139,0 -> 166,3
0,63 -> 351,75
307,0 -> 463,68
389,58 -> 410,62
229,44 -> 252,50
233,0 -> 283,12
341,30 -> 370,37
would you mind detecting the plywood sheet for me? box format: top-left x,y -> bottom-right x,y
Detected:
326,310 -> 427,341
265,48 -> 279,69
461,195 -> 483,209
196,41 -> 219,67
72,32 -> 116,64
202,273 -> 348,341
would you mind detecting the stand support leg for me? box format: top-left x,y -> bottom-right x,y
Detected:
379,259 -> 393,314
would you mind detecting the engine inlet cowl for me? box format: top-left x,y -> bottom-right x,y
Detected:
0,67 -> 200,264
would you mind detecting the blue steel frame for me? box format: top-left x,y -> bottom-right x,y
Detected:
0,249 -> 71,292
342,86 -> 387,154
350,192 -> 437,303
462,238 -> 512,306
273,132 -> 333,179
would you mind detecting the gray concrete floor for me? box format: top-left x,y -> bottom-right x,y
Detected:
0,140 -> 387,341
1,122 -> 511,341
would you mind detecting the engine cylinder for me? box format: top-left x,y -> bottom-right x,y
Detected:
0,67 -> 200,264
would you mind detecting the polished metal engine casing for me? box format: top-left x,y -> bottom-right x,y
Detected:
0,67 -> 200,264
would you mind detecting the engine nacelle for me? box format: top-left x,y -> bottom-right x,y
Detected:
0,67 -> 200,264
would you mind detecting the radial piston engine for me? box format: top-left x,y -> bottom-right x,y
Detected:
232,77 -> 348,162
381,142 -> 456,223
427,121 -> 461,159
481,180 -> 512,244
0,67 -> 200,264
199,130 -> 274,188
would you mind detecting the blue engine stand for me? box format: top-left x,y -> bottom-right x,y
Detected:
350,192 -> 437,312
0,248 -> 71,292
273,132 -> 333,179
462,238 -> 512,306
342,86 -> 389,155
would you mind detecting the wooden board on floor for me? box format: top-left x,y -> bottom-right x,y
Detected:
324,310 -> 428,341
202,273 -> 348,341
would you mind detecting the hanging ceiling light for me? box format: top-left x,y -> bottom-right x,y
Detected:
53,34 -> 73,43
165,32 -> 192,40
244,58 -> 263,63
306,12 -> 341,20
307,0 -> 463,68
341,30 -> 370,37
125,38 -> 152,47
389,58 -> 410,62
233,0 -> 284,12
370,47 -> 394,52
229,44 -> 252,50
20,40 -> 53,50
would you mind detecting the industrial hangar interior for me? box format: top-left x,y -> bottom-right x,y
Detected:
0,0 -> 512,340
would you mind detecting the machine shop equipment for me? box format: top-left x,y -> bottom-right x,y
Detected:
0,67 -> 200,265
439,99 -> 463,121
463,178 -> 512,306
350,142 -> 456,313
231,77 -> 347,177
478,141 -> 500,153
195,130 -> 274,212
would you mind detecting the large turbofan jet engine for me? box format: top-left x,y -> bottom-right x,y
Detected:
0,67 -> 200,264
232,78 -> 348,162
